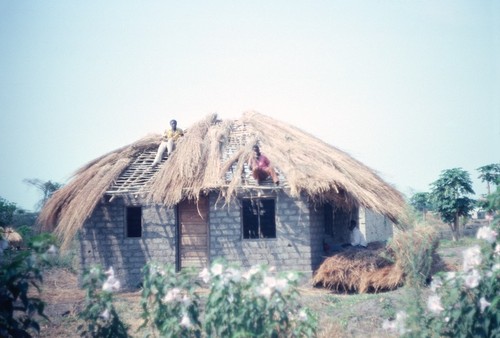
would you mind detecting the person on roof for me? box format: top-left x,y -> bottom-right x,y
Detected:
152,119 -> 184,166
248,145 -> 279,186
349,220 -> 367,247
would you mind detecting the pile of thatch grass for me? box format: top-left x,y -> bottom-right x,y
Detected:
312,224 -> 439,293
0,227 -> 23,246
312,244 -> 403,293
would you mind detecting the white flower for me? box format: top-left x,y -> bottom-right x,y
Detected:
258,286 -> 273,299
463,269 -> 481,289
479,297 -> 491,313
395,312 -> 409,335
180,313 -> 192,329
298,310 -> 308,321
105,267 -> 115,277
264,276 -> 277,289
243,265 -> 261,280
463,246 -> 482,271
382,311 -> 408,335
199,268 -> 210,283
495,244 -> 500,256
430,277 -> 442,292
225,267 -> 241,283
182,294 -> 191,306
46,245 -> 58,256
382,319 -> 397,331
492,263 -> 500,272
476,226 -> 498,244
427,295 -> 444,314
100,308 -> 110,321
445,271 -> 456,281
211,263 -> 224,276
286,272 -> 298,282
275,278 -> 288,292
163,288 -> 181,303
102,275 -> 121,292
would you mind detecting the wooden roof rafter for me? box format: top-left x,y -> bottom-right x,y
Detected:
106,150 -> 163,196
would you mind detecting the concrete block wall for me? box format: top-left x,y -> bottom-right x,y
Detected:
79,196 -> 176,288
359,207 -> 394,243
209,191 -> 314,274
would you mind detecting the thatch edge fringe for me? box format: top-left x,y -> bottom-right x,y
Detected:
38,135 -> 158,249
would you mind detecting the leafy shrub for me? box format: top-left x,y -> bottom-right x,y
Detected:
202,261 -> 317,337
0,236 -> 52,337
425,226 -> 499,337
139,261 -> 317,338
139,263 -> 201,338
78,265 -> 128,338
384,225 -> 499,337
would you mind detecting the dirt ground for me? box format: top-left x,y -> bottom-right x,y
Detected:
35,243 -> 467,338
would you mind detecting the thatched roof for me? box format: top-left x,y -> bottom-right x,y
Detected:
39,111 -> 406,249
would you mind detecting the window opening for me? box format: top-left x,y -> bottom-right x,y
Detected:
126,206 -> 142,237
324,203 -> 333,235
242,198 -> 276,239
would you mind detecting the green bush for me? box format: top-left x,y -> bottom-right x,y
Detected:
202,261 -> 317,337
384,225 -> 499,337
139,263 -> 201,338
139,260 -> 317,337
0,236 -> 52,337
426,227 -> 499,337
78,265 -> 128,338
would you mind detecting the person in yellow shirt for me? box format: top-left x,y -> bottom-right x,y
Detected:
152,119 -> 184,166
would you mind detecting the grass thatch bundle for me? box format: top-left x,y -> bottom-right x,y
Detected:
0,227 -> 23,245
388,224 -> 439,287
312,245 -> 403,293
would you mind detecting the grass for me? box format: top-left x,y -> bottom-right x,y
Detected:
438,237 -> 482,249
38,268 -> 409,337
296,286 -> 407,337
36,233 -> 474,338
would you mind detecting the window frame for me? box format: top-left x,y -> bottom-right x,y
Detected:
126,206 -> 142,238
241,197 -> 276,240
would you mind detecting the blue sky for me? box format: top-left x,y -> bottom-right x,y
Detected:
1,1 -> 499,211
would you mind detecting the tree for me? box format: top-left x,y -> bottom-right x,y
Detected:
430,168 -> 475,241
486,184 -> 500,228
0,197 -> 18,227
409,192 -> 433,220
23,179 -> 63,210
477,163 -> 500,195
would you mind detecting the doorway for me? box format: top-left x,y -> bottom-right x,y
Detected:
177,196 -> 209,270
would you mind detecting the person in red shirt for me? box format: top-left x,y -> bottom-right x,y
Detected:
248,145 -> 279,185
